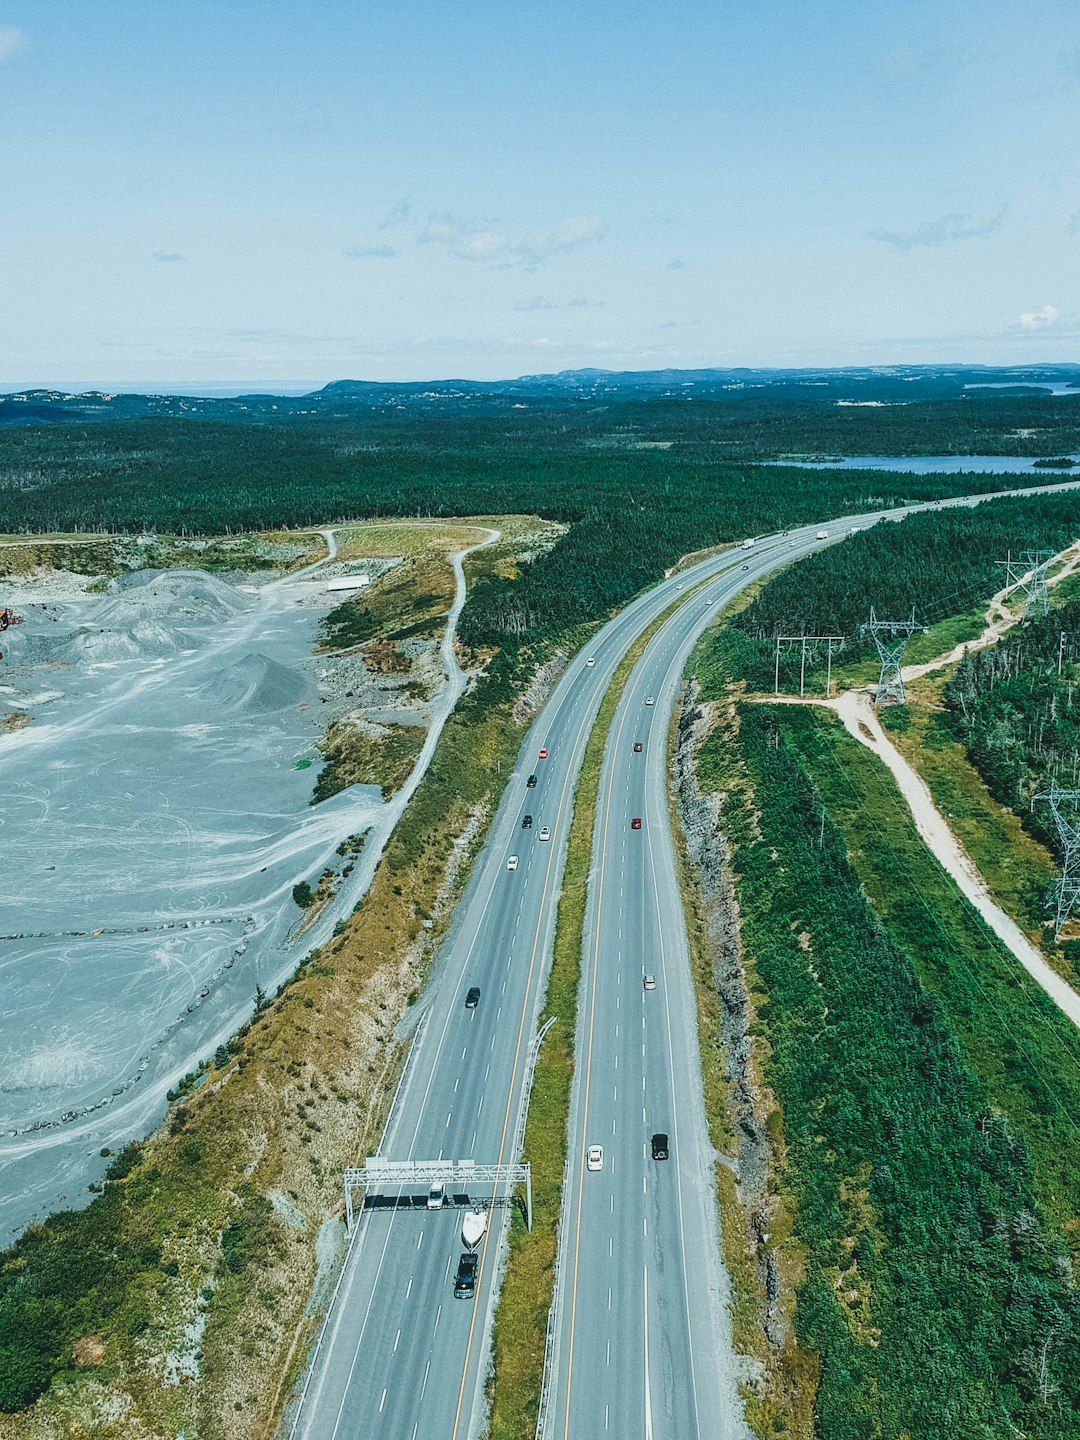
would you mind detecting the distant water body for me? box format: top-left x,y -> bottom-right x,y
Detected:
768,455 -> 1080,475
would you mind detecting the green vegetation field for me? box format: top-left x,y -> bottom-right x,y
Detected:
692,689 -> 1080,1439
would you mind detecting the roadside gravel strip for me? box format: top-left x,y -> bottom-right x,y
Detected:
290,477 -> 1080,1440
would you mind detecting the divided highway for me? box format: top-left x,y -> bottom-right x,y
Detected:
291,480 -> 1080,1440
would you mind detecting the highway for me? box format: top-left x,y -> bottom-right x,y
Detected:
290,479 -> 1080,1440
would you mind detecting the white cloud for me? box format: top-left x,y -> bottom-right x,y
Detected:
866,205 -> 1007,251
1018,304 -> 1060,331
344,243 -> 398,259
517,214 -> 607,263
377,199 -> 412,230
0,25 -> 27,60
419,212 -> 607,268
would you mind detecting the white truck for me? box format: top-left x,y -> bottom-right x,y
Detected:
742,538 -> 756,550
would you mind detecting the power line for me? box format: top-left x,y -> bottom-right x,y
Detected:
861,607 -> 925,706
1033,781 -> 1080,940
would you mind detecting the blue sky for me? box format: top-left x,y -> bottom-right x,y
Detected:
2,0 -> 1080,387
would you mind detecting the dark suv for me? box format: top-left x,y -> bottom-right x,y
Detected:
527,773 -> 538,788
454,1252 -> 479,1298
465,986 -> 481,1009
651,1132 -> 669,1160
522,814 -> 533,829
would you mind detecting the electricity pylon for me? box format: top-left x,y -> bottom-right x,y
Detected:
1034,780 -> 1080,939
996,549 -> 1054,620
861,607 -> 923,706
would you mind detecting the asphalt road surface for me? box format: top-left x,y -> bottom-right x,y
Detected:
291,480 -> 1080,1440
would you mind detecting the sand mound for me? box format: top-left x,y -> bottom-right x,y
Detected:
97,569 -> 251,627
60,619 -> 183,665
196,652 -> 307,713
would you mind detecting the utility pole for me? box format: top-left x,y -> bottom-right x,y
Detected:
773,635 -> 844,697
1059,631 -> 1067,678
1034,780 -> 1080,939
996,549 -> 1055,620
861,608 -> 924,706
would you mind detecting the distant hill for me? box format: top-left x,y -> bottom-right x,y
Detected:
2,364 -> 1079,426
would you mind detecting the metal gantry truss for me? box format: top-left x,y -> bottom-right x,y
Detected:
861,607 -> 924,706
997,549 -> 1055,620
344,1157 -> 533,1231
773,634 -> 845,698
1034,780 -> 1080,939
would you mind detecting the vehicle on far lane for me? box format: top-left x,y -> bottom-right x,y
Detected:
586,1145 -> 604,1172
633,741 -> 643,753
465,986 -> 481,1009
631,817 -> 642,830
539,826 -> 551,841
454,1252 -> 479,1299
507,855 -> 519,871
651,1133 -> 669,1160
427,1183 -> 448,1210
645,696 -> 655,706
538,747 -> 549,759
527,773 -> 537,788
586,657 -> 596,667
522,814 -> 533,828
643,973 -> 656,990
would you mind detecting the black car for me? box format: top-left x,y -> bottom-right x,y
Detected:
651,1132 -> 669,1160
527,773 -> 538,788
465,986 -> 481,1009
522,813 -> 533,828
454,1252 -> 479,1298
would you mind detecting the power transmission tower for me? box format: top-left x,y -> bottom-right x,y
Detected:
1033,780 -> 1080,939
861,607 -> 923,706
996,549 -> 1054,619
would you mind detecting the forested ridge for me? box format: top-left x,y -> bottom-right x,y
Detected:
701,700 -> 1080,1439
723,494 -> 1080,689
2,416 -> 1076,655
946,594 -> 1080,852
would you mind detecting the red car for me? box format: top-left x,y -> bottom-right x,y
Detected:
538,747 -> 549,759
631,817 -> 642,830
633,742 -> 643,753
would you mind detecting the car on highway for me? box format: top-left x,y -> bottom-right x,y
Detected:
522,814 -> 533,828
507,854 -> 519,871
454,1252 -> 479,1299
705,598 -> 714,605
586,1144 -> 604,1171
465,986 -> 481,1009
427,1183 -> 448,1210
645,695 -> 655,706
651,1133 -> 669,1161
538,825 -> 551,841
633,741 -> 643,753
585,656 -> 596,667
538,747 -> 549,759
742,564 -> 749,571
630,817 -> 642,830
643,973 -> 656,990
816,530 -> 829,539
527,773 -> 537,787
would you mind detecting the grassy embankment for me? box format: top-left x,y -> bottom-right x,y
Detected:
686,624 -> 1080,1437
313,519 -> 562,802
0,523 -> 559,1439
485,590 -> 705,1439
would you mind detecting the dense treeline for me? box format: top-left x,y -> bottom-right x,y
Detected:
946,594 -> 1080,850
726,494 -> 1080,688
713,703 -> 1080,1439
2,418 -> 1071,653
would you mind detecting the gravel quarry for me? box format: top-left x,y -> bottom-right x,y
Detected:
0,534 -> 499,1242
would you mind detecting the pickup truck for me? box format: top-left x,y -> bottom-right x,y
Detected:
454,1252 -> 479,1298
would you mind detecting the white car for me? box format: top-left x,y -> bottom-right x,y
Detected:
538,826 -> 551,842
426,1183 -> 447,1211
645,696 -> 655,706
705,598 -> 714,605
643,974 -> 657,991
507,855 -> 519,871
586,1145 -> 604,1172
585,657 -> 596,667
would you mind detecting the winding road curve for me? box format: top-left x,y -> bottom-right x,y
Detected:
291,479 -> 1080,1440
